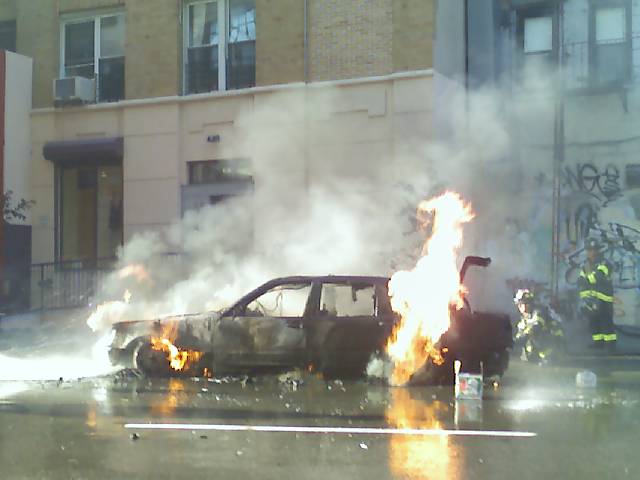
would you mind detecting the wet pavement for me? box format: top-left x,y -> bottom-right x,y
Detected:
1,360 -> 639,480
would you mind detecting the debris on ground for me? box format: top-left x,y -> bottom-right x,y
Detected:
130,433 -> 140,441
278,370 -> 304,390
113,369 -> 143,382
208,375 -> 251,385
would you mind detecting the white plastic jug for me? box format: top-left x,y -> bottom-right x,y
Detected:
576,370 -> 597,388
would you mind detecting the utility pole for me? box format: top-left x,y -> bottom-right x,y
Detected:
551,2 -> 565,299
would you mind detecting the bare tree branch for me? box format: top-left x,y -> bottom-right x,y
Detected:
2,190 -> 35,223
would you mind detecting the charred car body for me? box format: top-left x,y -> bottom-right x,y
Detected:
109,257 -> 513,383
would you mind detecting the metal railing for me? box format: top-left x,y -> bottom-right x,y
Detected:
29,257 -> 118,311
0,253 -> 188,313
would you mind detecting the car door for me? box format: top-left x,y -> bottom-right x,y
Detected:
213,281 -> 313,371
305,281 -> 396,376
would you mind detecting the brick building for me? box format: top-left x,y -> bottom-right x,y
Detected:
0,0 -> 435,271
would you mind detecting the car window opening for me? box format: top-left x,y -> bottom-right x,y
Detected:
320,283 -> 377,317
245,283 -> 311,317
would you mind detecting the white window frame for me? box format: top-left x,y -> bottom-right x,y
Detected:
183,0 -> 227,94
59,10 -> 125,98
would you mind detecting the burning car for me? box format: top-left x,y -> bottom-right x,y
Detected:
108,257 -> 512,384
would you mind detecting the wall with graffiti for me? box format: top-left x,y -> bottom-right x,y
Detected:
481,89 -> 640,328
560,134 -> 640,326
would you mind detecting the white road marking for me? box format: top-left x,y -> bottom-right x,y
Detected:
124,423 -> 537,438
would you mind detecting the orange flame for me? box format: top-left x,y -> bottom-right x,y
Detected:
118,263 -> 150,283
150,322 -> 203,372
150,338 -> 202,371
386,191 -> 474,386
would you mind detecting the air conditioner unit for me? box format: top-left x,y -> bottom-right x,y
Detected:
53,77 -> 95,105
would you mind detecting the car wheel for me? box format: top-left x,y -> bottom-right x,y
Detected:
479,349 -> 509,378
130,337 -> 172,376
319,358 -> 365,380
410,357 -> 455,385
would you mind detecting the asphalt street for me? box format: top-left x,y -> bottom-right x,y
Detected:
0,359 -> 639,480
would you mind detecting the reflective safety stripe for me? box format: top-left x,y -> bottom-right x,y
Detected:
579,270 -> 596,283
592,334 -> 605,341
580,265 -> 609,283
604,334 -> 617,342
579,290 -> 614,302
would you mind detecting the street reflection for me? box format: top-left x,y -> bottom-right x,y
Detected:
386,389 -> 460,480
150,378 -> 184,416
85,404 -> 98,430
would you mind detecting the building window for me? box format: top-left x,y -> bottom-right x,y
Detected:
61,13 -> 125,102
188,159 -> 253,185
0,20 -> 16,52
519,14 -> 555,74
184,0 -> 255,94
227,0 -> 256,90
592,5 -> 630,87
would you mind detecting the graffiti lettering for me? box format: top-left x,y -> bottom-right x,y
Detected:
561,163 -> 622,206
564,201 -> 598,245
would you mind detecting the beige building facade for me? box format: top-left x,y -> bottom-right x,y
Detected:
1,0 -> 435,266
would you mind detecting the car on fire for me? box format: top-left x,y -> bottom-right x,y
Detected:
108,256 -> 513,383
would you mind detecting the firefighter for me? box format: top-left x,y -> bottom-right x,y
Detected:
513,289 -> 564,363
578,238 -> 616,351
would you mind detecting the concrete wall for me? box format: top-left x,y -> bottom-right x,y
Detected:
4,52 -> 32,225
30,72 -> 434,264
0,0 -> 15,21
30,112 -> 55,264
507,87 -> 640,328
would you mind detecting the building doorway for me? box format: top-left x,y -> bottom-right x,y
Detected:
57,164 -> 123,265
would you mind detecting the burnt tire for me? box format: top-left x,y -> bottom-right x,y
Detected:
482,349 -> 510,378
320,361 -> 365,380
409,358 -> 455,385
130,337 -> 172,376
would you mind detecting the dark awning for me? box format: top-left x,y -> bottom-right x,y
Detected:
510,0 -> 563,7
43,137 -> 123,165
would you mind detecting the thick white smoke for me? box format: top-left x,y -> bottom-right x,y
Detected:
89,88 -> 435,332
90,78 -> 556,330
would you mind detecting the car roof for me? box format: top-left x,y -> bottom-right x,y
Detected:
223,275 -> 392,315
265,275 -> 391,285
